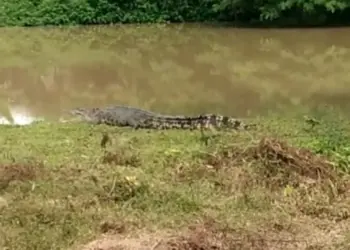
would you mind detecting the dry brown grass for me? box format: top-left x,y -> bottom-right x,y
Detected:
0,162 -> 44,189
253,137 -> 338,183
159,220 -> 300,250
204,136 -> 340,187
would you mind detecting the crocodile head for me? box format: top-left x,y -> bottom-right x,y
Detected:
69,107 -> 101,123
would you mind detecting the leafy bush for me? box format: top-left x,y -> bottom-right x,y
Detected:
0,0 -> 349,26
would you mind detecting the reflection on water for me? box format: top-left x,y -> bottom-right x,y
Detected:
0,25 -> 350,119
0,116 -> 10,125
0,105 -> 43,125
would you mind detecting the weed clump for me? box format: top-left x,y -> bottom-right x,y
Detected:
99,219 -> 126,234
205,136 -> 339,188
101,150 -> 141,167
253,137 -> 338,185
97,175 -> 149,203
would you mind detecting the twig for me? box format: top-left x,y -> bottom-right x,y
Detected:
108,176 -> 117,196
151,239 -> 163,250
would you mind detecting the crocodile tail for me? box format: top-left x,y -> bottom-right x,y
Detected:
198,114 -> 246,129
141,115 -> 204,129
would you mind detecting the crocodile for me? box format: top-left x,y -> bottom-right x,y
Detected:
68,105 -> 256,130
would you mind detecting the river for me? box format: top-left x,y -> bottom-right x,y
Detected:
0,24 -> 349,124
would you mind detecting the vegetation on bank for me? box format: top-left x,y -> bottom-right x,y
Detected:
0,109 -> 350,249
0,0 -> 350,27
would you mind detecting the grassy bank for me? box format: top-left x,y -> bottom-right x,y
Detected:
0,111 -> 350,249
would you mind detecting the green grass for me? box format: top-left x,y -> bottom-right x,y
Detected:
0,113 -> 350,249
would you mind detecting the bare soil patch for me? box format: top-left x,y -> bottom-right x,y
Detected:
77,218 -> 350,250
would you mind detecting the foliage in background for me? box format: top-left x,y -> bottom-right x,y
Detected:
0,0 -> 350,26
214,0 -> 350,25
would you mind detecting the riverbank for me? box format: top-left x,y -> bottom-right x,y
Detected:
0,112 -> 350,249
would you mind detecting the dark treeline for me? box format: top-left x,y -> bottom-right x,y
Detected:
0,0 -> 350,27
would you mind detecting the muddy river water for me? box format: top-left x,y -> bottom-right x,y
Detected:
0,24 -> 350,124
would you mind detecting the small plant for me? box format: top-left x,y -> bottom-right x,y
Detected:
304,109 -> 350,173
98,174 -> 149,203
